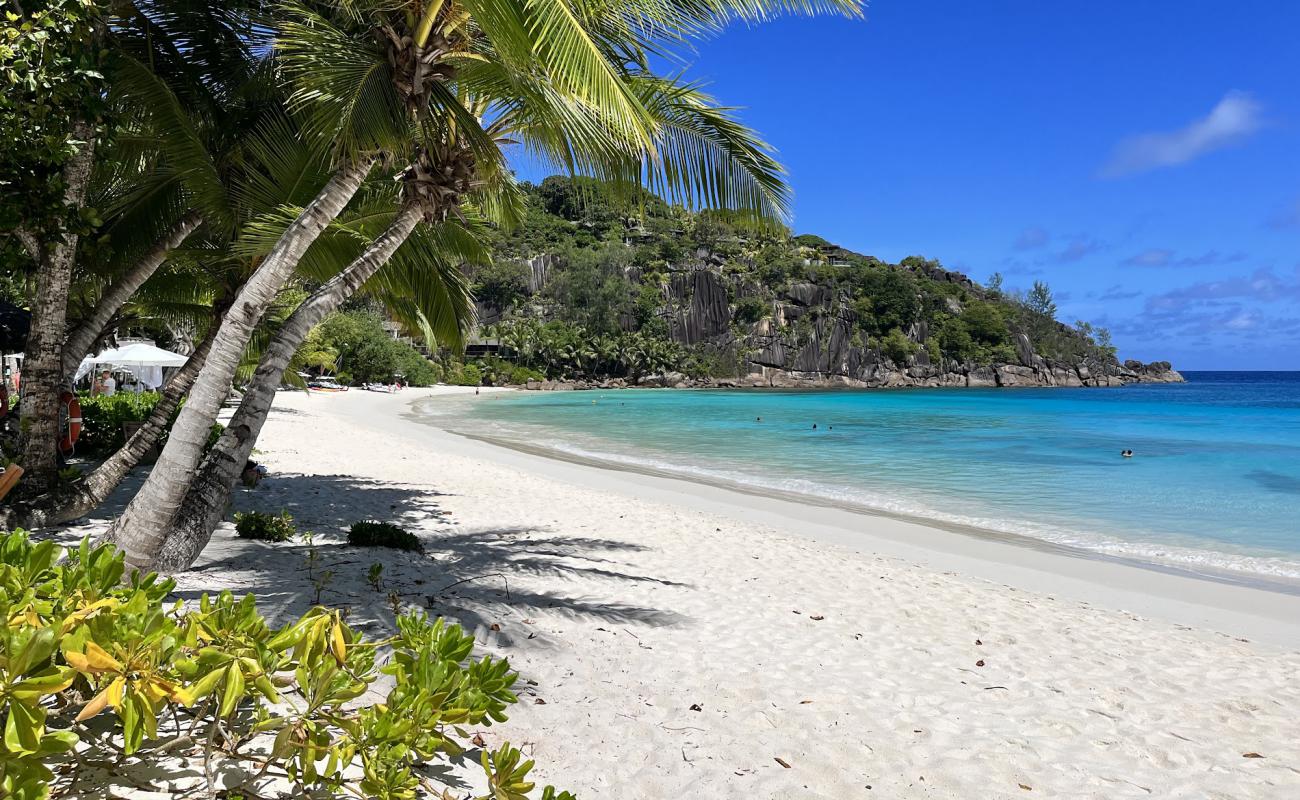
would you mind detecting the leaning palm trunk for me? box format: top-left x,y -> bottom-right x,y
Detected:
107,158 -> 375,570
152,202 -> 424,572
60,210 -> 203,376
18,122 -> 97,492
0,319 -> 217,529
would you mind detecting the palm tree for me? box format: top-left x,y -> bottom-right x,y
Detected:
14,123 -> 97,491
104,0 -> 653,565
4,0 -> 324,521
11,0 -> 283,492
594,333 -> 619,376
110,0 -> 863,572
153,208 -> 483,570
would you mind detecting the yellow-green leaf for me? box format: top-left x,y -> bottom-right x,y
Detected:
4,698 -> 45,754
64,640 -> 122,674
11,666 -> 76,700
219,665 -> 245,718
330,622 -> 347,664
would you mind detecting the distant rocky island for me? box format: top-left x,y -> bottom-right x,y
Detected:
469,177 -> 1181,390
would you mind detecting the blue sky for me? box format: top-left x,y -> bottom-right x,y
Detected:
529,1 -> 1300,370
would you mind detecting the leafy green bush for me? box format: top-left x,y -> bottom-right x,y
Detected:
925,337 -> 942,364
508,363 -> 546,384
732,296 -> 768,325
473,356 -> 546,386
76,395 -> 225,458
881,328 -> 918,365
300,311 -> 439,386
76,391 -> 162,454
962,301 -> 1011,347
448,362 -> 483,386
0,530 -> 571,800
234,510 -> 296,542
349,520 -> 423,552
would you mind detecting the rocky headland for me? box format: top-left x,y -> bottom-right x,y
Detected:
476,177 -> 1182,391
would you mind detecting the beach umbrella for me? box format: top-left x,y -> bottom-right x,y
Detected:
88,342 -> 190,368
79,342 -> 190,389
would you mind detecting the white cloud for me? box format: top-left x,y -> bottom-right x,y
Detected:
1123,248 -> 1175,267
1121,248 -> 1247,268
1101,91 -> 1263,178
1056,236 -> 1104,263
1013,226 -> 1049,250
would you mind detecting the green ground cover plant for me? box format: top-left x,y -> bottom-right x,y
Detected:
0,529 -> 572,799
234,510 -> 297,542
349,521 -> 423,552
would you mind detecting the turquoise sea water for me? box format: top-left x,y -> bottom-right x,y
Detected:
418,372 -> 1300,580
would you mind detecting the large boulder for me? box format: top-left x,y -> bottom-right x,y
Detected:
1049,366 -> 1084,387
668,269 -> 732,345
965,366 -> 997,387
994,364 -> 1038,387
784,282 -> 832,307
1124,360 -> 1185,383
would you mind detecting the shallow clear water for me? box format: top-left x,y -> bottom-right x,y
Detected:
417,372 -> 1300,579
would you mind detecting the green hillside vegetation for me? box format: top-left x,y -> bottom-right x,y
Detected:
464,177 -> 1116,382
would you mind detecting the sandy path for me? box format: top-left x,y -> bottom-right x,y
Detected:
70,387 -> 1300,799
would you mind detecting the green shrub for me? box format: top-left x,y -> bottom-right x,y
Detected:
76,392 -> 161,454
0,529 -> 572,800
881,328 -> 918,365
935,315 -> 977,362
75,395 -> 225,457
474,357 -> 545,386
732,296 -> 768,325
508,363 -> 546,384
300,311 -> 440,386
448,362 -> 482,386
233,510 -> 296,542
348,520 -> 423,552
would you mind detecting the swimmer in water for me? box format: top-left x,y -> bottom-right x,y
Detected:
812,423 -> 817,430
756,416 -> 762,422
1121,449 -> 1133,458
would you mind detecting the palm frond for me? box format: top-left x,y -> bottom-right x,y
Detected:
229,109 -> 335,215
276,3 -> 410,159
462,0 -> 657,150
633,73 -> 790,221
111,56 -> 234,231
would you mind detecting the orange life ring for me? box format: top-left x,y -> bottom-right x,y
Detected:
0,383 -> 8,419
59,391 -> 81,454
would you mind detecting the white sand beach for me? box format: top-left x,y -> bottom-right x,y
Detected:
69,387 -> 1300,799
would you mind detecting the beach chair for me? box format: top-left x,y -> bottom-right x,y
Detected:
0,464 -> 23,503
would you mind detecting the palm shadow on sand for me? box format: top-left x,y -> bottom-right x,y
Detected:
171,472 -> 690,646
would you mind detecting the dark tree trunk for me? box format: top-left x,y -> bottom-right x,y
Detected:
18,121 -> 97,492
